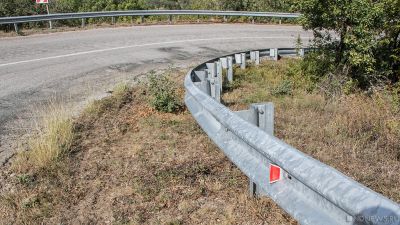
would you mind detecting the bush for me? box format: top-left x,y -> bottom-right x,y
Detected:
147,73 -> 181,113
296,0 -> 399,88
271,80 -> 293,96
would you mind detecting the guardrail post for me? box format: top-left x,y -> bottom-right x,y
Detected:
240,53 -> 246,69
250,51 -> 260,65
81,18 -> 86,28
209,78 -> 220,102
216,61 -> 223,92
112,17 -> 116,25
249,102 -> 274,196
195,70 -> 211,95
215,81 -> 221,102
252,17 -> 255,24
13,23 -> 19,35
227,56 -> 233,83
251,103 -> 274,135
299,48 -> 305,57
197,15 -> 200,23
270,48 -> 278,61
141,16 -> 145,24
169,15 -> 173,24
234,54 -> 241,65
206,63 -> 220,102
223,16 -> 227,22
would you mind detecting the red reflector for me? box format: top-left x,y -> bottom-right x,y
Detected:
269,164 -> 281,183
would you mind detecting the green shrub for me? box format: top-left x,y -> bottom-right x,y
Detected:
147,73 -> 181,113
271,80 -> 293,96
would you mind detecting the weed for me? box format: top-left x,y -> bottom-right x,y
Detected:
21,196 -> 39,209
16,174 -> 35,186
147,73 -> 182,113
271,80 -> 293,96
223,79 -> 241,92
390,83 -> 400,111
13,102 -> 74,173
294,34 -> 303,56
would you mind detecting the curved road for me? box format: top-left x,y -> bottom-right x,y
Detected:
0,23 -> 312,164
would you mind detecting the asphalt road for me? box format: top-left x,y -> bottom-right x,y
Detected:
0,23 -> 312,164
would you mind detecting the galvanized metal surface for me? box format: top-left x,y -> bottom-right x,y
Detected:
185,48 -> 400,225
0,10 -> 300,25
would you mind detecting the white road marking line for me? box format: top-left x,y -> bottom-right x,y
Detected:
0,36 -> 304,68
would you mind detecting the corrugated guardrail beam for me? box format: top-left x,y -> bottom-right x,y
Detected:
0,10 -> 300,25
185,48 -> 400,225
0,10 -> 301,34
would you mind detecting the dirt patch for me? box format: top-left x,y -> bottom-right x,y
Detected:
0,70 -> 296,224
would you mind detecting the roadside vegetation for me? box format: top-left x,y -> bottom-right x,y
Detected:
0,70 -> 296,224
0,0 -> 399,222
297,0 -> 399,90
1,56 -> 398,223
12,101 -> 74,173
0,0 -> 297,34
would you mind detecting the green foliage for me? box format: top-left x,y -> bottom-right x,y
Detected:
147,73 -> 181,113
0,0 -> 297,17
0,0 -> 300,31
296,0 -> 400,88
16,174 -> 35,186
390,83 -> 400,110
271,80 -> 293,96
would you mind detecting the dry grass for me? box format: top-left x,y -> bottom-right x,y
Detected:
224,59 -> 400,202
12,101 -> 74,173
0,70 -> 296,224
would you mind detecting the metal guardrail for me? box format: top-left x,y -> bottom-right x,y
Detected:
184,48 -> 400,225
0,10 -> 300,33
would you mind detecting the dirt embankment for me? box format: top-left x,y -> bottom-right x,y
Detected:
0,70 -> 296,224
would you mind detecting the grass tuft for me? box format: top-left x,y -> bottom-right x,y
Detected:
83,83 -> 133,118
13,102 -> 74,173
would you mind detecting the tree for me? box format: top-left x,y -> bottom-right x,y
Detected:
297,0 -> 399,87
